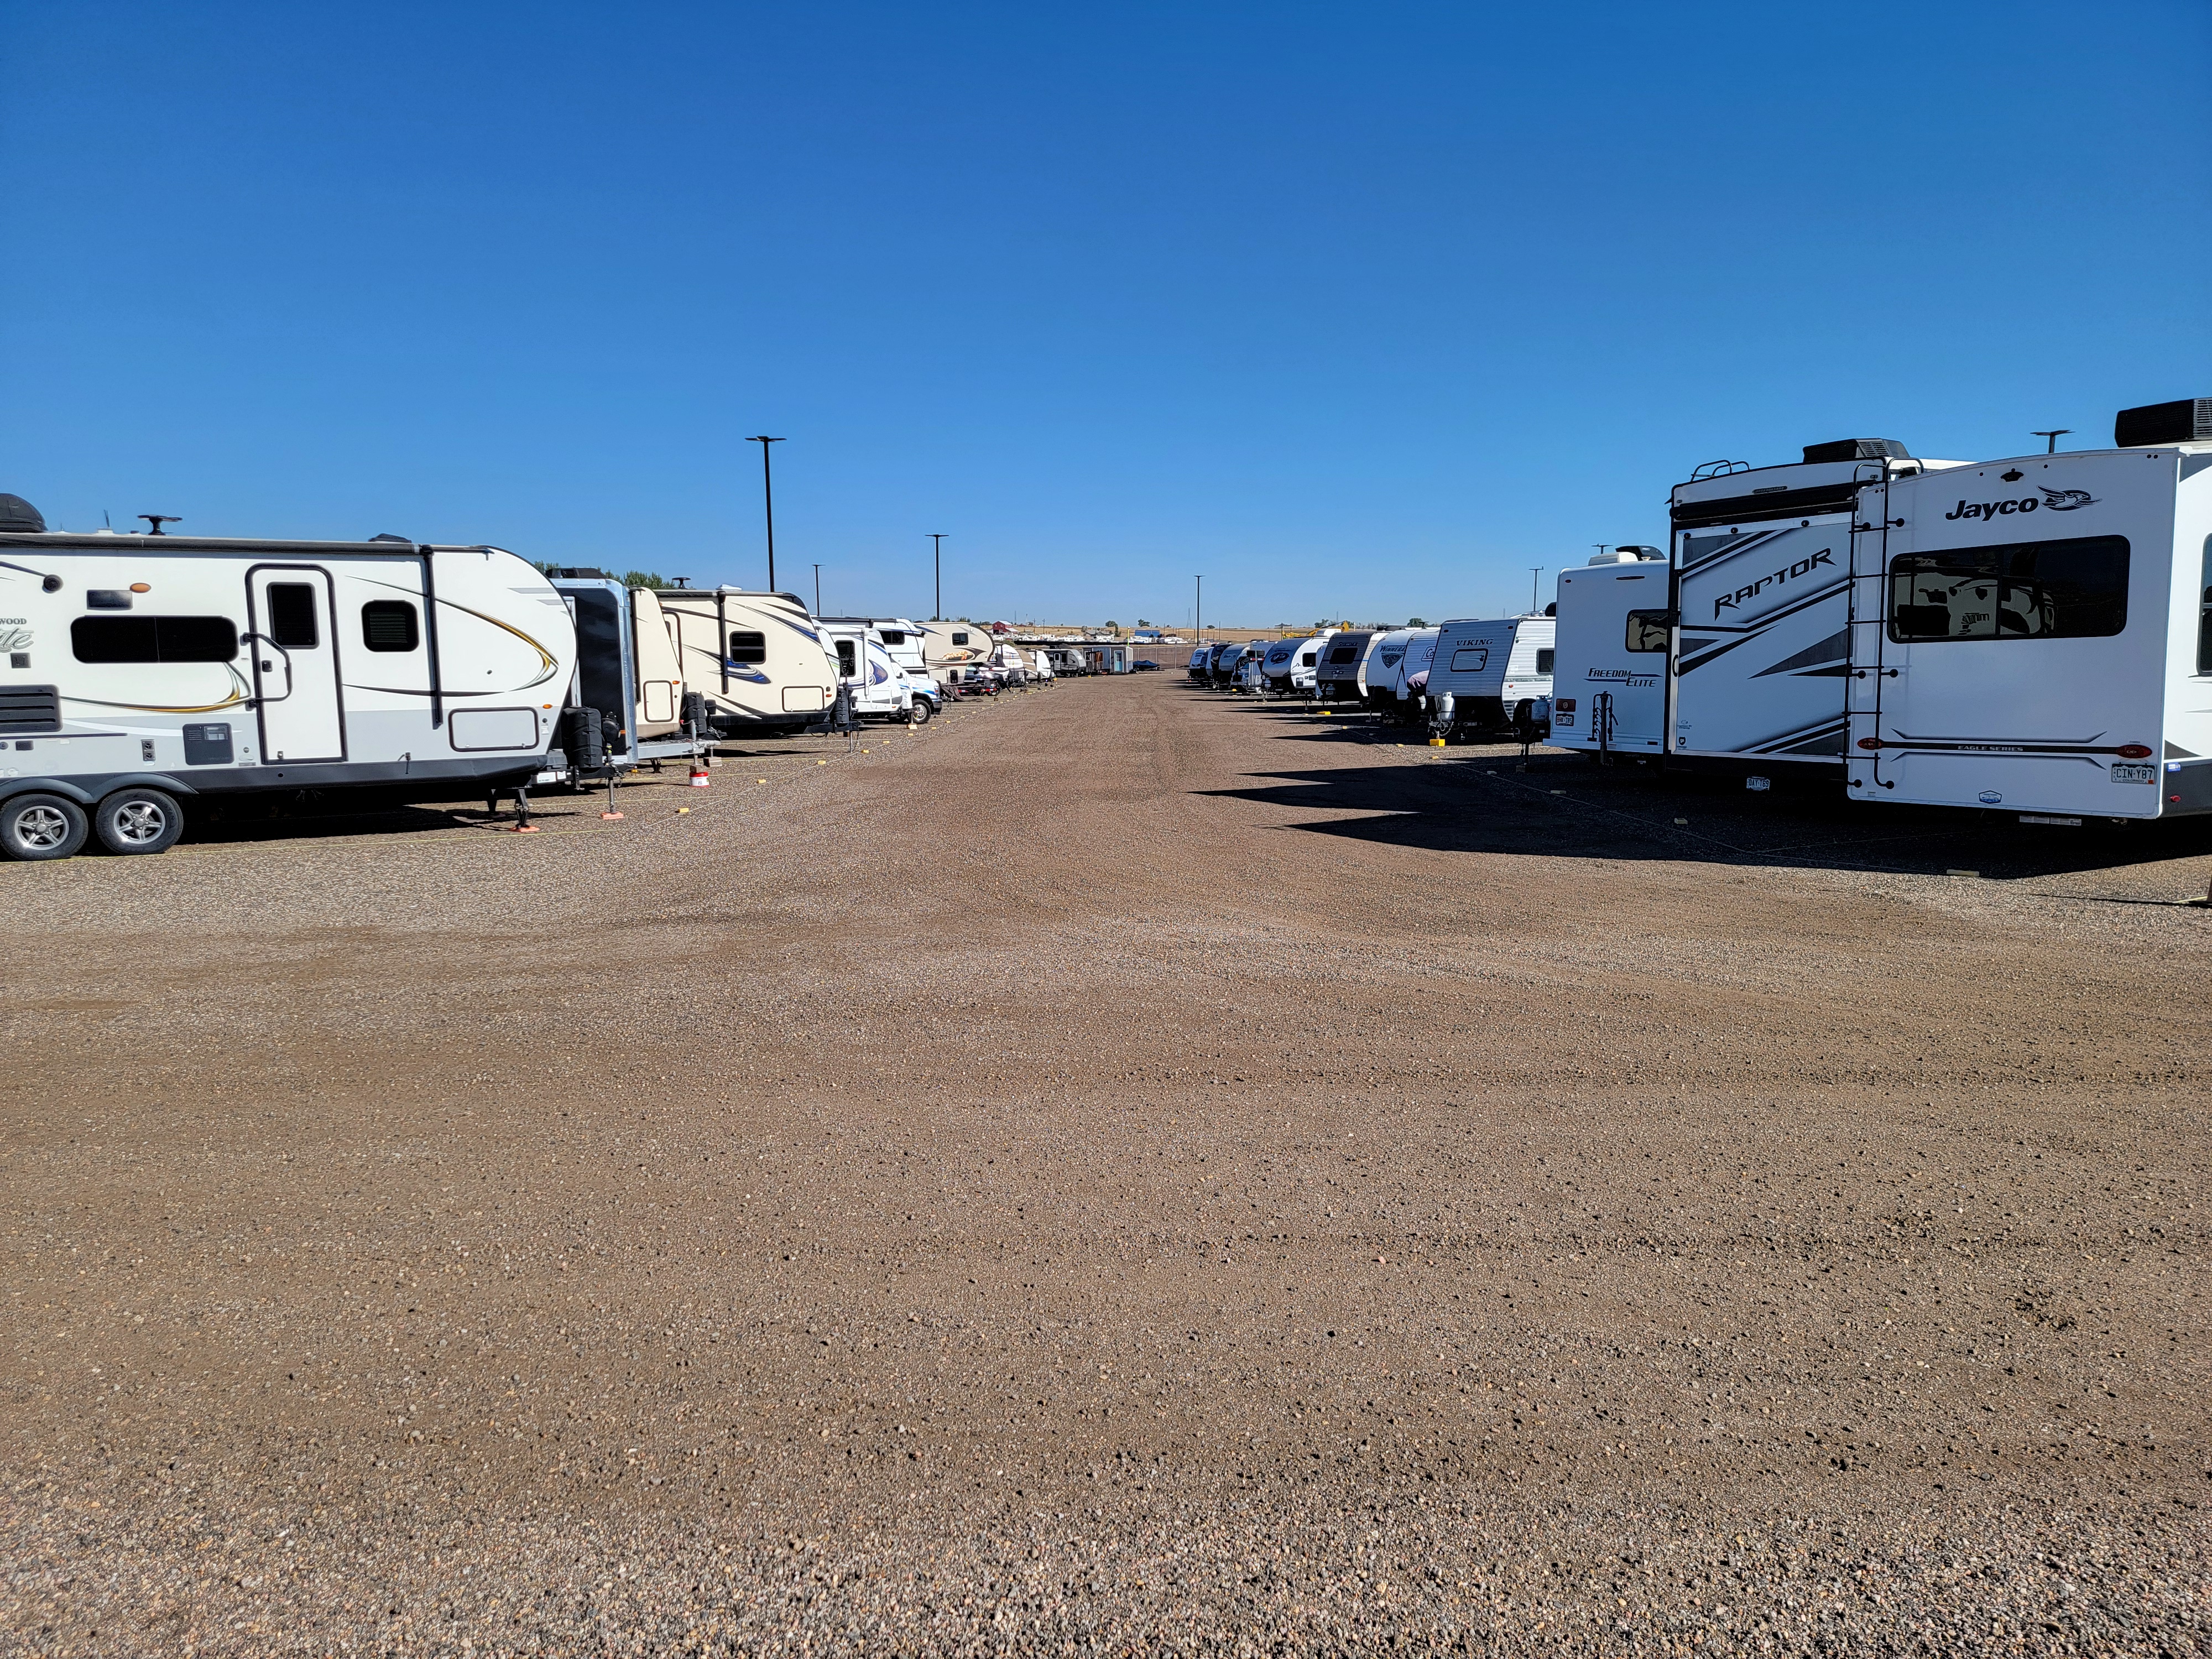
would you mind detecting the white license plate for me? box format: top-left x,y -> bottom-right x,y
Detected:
2110,762 -> 2155,784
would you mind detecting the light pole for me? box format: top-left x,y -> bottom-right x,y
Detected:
746,436 -> 784,591
1194,575 -> 1202,640
1530,566 -> 1543,613
2032,429 -> 2072,454
930,534 -> 947,620
812,563 -> 822,614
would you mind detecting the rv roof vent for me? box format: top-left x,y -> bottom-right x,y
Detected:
369,532 -> 412,543
0,494 -> 47,533
1801,439 -> 1911,464
1623,544 -> 1663,560
2115,399 -> 2212,448
550,566 -> 610,579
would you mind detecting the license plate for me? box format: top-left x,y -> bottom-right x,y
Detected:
2111,762 -> 2155,784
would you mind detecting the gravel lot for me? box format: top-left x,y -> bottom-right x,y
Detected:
4,676 -> 2208,1654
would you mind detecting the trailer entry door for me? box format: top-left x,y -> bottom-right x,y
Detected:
247,566 -> 346,762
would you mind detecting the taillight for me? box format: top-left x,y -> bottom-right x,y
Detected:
1856,737 -> 1883,750
2116,743 -> 2152,760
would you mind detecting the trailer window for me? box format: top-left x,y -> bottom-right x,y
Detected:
835,639 -> 858,676
879,630 -> 905,646
2198,536 -> 2212,674
71,615 -> 238,663
951,631 -> 969,645
1888,535 -> 2128,643
361,600 -> 420,652
1535,648 -> 1554,674
727,630 -> 767,664
1625,609 -> 1670,652
266,582 -> 320,649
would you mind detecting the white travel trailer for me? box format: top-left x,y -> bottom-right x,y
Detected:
1260,630 -> 1337,697
1233,646 -> 1269,693
1313,630 -> 1377,703
1392,627 -> 1441,721
1425,617 -> 1554,740
656,588 -> 837,736
1845,398 -> 2212,820
1666,439 -> 1968,773
1357,629 -> 1411,710
819,619 -> 922,722
544,576 -> 705,779
0,496 -> 575,859
920,621 -> 994,683
1550,549 -> 1668,758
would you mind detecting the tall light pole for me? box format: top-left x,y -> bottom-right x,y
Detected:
812,562 -> 822,614
1194,575 -> 1202,640
1530,566 -> 1543,613
747,436 -> 783,590
2032,429 -> 2072,454
929,534 -> 947,620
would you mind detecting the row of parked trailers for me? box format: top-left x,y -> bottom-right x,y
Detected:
0,500 -> 1057,860
1196,397 -> 2212,824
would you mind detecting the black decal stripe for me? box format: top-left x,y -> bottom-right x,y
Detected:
1751,628 -> 1849,679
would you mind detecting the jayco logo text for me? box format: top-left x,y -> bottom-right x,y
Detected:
1944,486 -> 2095,521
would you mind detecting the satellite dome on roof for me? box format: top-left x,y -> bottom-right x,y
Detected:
0,493 -> 47,533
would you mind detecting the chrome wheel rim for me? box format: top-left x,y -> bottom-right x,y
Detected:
17,805 -> 69,849
114,801 -> 168,844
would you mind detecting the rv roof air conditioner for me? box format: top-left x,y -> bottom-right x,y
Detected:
2115,399 -> 2212,447
1800,439 -> 1912,464
0,493 -> 47,534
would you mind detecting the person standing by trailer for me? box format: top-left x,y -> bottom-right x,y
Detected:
1846,398 -> 2212,821
1551,548 -> 1667,758
0,494 -> 576,860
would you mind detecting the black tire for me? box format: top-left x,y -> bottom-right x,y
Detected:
0,792 -> 90,861
93,786 -> 184,855
908,698 -> 935,727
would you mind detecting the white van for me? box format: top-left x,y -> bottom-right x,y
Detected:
1425,617 -> 1554,740
1551,550 -> 1667,757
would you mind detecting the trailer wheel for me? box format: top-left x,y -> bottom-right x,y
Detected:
93,786 -> 184,855
0,792 -> 90,861
908,698 -> 934,727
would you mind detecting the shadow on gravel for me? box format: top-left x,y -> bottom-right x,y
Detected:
178,782 -> 696,847
1204,748 -> 2212,883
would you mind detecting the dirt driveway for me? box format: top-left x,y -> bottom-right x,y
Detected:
4,677 -> 2206,1653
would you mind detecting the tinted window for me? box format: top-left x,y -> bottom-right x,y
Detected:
1889,535 -> 2128,643
71,615 -> 238,663
267,582 -> 320,648
1328,646 -> 1357,662
835,639 -> 857,675
1626,609 -> 1670,653
2199,536 -> 2212,674
879,630 -> 905,646
951,631 -> 969,645
362,600 -> 420,652
1535,648 -> 1554,674
727,630 -> 767,664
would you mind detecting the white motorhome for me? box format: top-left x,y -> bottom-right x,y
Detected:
656,588 -> 838,736
1845,398 -> 2212,820
1425,617 -> 1554,740
0,496 -> 575,860
1313,630 -> 1376,703
1550,549 -> 1667,758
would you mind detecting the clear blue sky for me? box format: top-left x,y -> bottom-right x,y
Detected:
4,2 -> 2207,627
